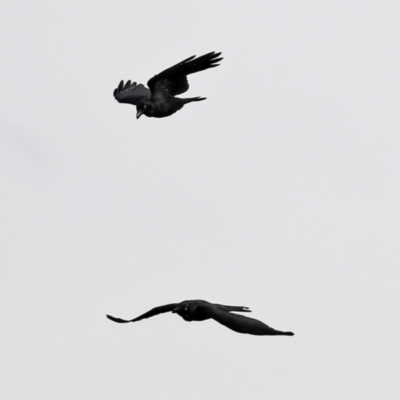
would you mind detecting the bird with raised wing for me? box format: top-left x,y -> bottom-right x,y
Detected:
113,52 -> 223,119
106,300 -> 294,336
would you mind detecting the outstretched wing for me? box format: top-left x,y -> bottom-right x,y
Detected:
113,80 -> 151,105
106,303 -> 178,324
209,309 -> 294,336
147,51 -> 223,98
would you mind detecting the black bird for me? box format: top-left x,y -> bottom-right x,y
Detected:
113,52 -> 223,119
106,300 -> 294,336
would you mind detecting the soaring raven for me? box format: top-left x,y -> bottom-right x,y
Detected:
106,300 -> 294,336
113,52 -> 223,119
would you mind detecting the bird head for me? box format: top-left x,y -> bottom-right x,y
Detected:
136,99 -> 155,119
172,302 -> 193,320
172,304 -> 189,314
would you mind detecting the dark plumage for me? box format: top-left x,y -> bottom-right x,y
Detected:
113,52 -> 223,119
106,300 -> 294,336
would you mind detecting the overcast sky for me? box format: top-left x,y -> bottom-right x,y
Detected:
1,1 -> 400,399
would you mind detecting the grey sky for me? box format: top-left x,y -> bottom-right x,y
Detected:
1,1 -> 400,399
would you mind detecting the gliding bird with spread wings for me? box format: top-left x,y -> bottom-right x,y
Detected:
113,52 -> 223,119
106,300 -> 294,336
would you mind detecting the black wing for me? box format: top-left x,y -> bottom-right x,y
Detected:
106,303 -> 178,324
113,80 -> 151,106
147,52 -> 223,98
209,309 -> 294,336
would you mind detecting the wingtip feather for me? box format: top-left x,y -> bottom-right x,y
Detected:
106,314 -> 131,323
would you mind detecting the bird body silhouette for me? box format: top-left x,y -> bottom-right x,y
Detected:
107,300 -> 294,336
113,52 -> 222,119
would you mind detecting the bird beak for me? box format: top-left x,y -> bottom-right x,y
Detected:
136,110 -> 143,119
172,307 -> 178,313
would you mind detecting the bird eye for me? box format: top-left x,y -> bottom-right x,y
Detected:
143,105 -> 147,109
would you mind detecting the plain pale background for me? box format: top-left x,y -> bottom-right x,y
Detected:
1,1 -> 399,399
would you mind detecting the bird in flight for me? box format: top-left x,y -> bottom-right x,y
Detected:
113,52 -> 223,119
106,299 -> 294,336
